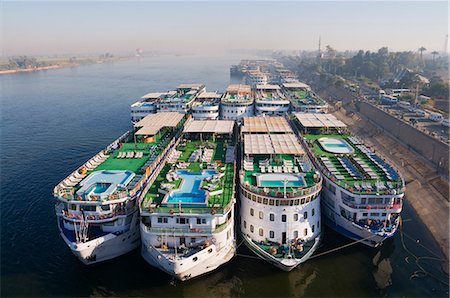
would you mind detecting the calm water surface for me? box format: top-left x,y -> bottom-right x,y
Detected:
1,55 -> 448,297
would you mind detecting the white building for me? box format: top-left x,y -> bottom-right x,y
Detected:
254,84 -> 290,116
220,84 -> 255,121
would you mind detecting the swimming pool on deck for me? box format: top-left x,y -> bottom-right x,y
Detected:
318,137 -> 354,154
256,173 -> 306,188
77,170 -> 135,199
162,169 -> 216,207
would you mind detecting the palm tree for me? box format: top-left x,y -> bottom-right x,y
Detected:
418,46 -> 427,62
431,51 -> 439,61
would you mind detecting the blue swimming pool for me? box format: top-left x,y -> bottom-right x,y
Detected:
257,173 -> 306,188
87,183 -> 111,194
163,170 -> 216,205
77,170 -> 135,198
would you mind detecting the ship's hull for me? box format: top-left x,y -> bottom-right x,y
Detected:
58,212 -> 141,264
241,233 -> 321,271
321,186 -> 397,247
141,240 -> 235,281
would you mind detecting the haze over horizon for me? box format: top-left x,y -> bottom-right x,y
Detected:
1,1 -> 448,57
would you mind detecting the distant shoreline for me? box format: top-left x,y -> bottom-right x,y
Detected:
0,56 -> 136,75
0,65 -> 64,74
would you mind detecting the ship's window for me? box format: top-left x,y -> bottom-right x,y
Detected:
312,225 -> 315,233
196,218 -> 206,225
259,228 -> 264,236
294,199 -> 299,205
191,238 -> 196,243
250,208 -> 254,216
157,217 -> 168,224
317,221 -> 320,229
289,200 -> 294,206
294,213 -> 298,221
281,200 -> 289,206
244,220 -> 247,229
304,228 -> 308,236
176,218 -> 189,224
69,204 -> 77,211
269,231 -> 275,239
259,211 -> 264,219
250,225 -> 254,233
370,213 -> 380,217
275,200 -> 280,206
382,213 -> 386,216
362,213 -> 368,217
312,208 -> 315,216
304,211 -> 308,219
301,198 -> 305,205
281,214 -> 287,222
263,198 -> 268,205
294,230 -> 298,238
193,257 -> 198,262
269,213 -> 275,221
257,197 -> 262,204
80,205 -> 96,212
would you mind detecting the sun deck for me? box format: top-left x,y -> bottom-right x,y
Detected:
141,120 -> 236,213
240,116 -> 320,197
304,133 -> 404,193
54,113 -> 187,202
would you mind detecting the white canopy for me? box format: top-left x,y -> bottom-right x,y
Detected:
294,113 -> 347,128
134,112 -> 184,135
183,120 -> 234,134
241,116 -> 293,133
244,134 -> 304,155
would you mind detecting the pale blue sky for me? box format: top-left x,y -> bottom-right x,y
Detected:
1,1 -> 448,56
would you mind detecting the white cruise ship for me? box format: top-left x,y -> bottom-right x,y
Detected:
52,112 -> 187,264
239,116 -> 322,271
254,84 -> 290,116
220,84 -> 254,121
140,119 -> 237,281
282,82 -> 329,113
191,91 -> 222,120
294,113 -> 404,247
130,84 -> 205,123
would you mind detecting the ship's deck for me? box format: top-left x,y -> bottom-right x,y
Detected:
285,90 -> 326,106
242,154 -> 316,192
304,133 -> 404,192
142,136 -> 235,212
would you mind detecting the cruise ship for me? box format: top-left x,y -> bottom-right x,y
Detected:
191,91 -> 222,120
294,113 -> 404,247
220,84 -> 255,121
254,84 -> 290,116
239,116 -> 322,271
130,84 -> 205,123
282,82 -> 329,113
52,112 -> 187,264
140,119 -> 237,281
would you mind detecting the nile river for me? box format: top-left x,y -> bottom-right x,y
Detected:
1,54 -> 448,297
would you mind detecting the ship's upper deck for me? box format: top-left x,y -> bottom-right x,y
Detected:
240,116 -> 321,198
192,91 -> 221,107
282,82 -> 327,107
54,113 -> 187,202
294,113 -> 404,195
221,84 -> 253,104
254,85 -> 289,103
141,119 -> 236,214
133,84 -> 205,106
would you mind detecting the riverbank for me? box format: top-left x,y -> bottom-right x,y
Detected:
0,65 -> 64,74
0,55 -> 135,75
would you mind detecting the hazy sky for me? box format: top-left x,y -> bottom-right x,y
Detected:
1,1 -> 448,56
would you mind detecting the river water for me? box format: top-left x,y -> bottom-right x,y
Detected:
1,54 -> 448,297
